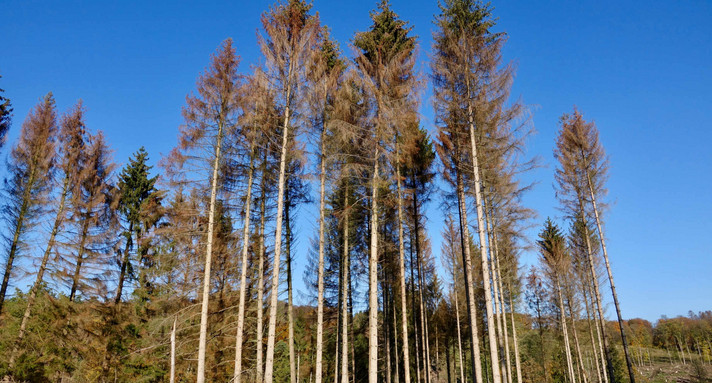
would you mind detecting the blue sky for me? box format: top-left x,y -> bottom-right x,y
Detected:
1,0 -> 710,322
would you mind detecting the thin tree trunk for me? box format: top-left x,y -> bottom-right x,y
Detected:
256,153 -> 267,382
585,172 -> 636,383
286,182 -> 297,383
69,216 -> 91,302
341,189 -> 350,383
0,164 -> 37,314
196,118 -> 224,383
465,86 -> 501,383
507,286 -> 523,383
455,170 -> 484,383
580,208 -> 612,383
115,221 -> 134,303
454,288 -> 466,383
396,143 -> 412,383
316,118 -> 328,383
567,293 -> 588,383
493,242 -> 513,383
264,68 -> 294,382
368,154 -> 380,383
412,243 -> 422,383
233,140 -> 256,383
171,316 -> 177,383
11,176 -> 70,365
582,276 -> 603,383
385,280 -> 393,383
413,176 -> 432,383
487,223 -> 509,383
557,279 -> 576,383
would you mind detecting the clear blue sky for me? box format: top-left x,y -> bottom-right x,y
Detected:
2,0 -> 710,322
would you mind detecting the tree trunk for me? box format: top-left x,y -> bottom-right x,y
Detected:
114,221 -> 134,304
580,207 -> 612,383
396,144 -> 412,383
196,118 -> 224,383
487,223 -> 510,383
567,292 -> 588,383
233,139 -> 256,383
264,72 -> 293,383
0,165 -> 37,314
316,118 -> 328,383
581,276 -> 603,383
413,187 -> 432,383
286,180 -> 297,383
341,189 -> 350,383
69,216 -> 91,302
454,288 -> 466,383
368,154 -> 380,383
557,279 -> 577,383
585,172 -> 636,383
171,316 -> 177,383
455,170 -> 484,383
256,153 -> 268,382
507,286 -> 523,383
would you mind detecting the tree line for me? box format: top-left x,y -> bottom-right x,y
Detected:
0,1 -> 681,382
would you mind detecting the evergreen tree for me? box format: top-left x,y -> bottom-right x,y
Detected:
0,74 -> 12,150
0,93 -> 58,314
114,146 -> 162,303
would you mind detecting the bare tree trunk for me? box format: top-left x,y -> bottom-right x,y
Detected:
368,154 -> 380,383
454,288 -> 466,383
11,176 -> 70,365
557,279 -> 576,383
385,281 -> 393,383
196,119 -> 224,383
286,183 -> 297,383
412,245 -> 422,383
256,154 -> 267,382
580,208 -> 612,383
493,243 -> 513,383
455,171 -> 484,383
585,173 -> 636,383
341,189 -> 350,383
69,217 -> 91,301
567,295 -> 588,383
396,145 -> 412,383
465,88 -> 501,383
507,286 -> 523,383
582,277 -> 603,383
233,140 -> 256,383
264,73 -> 293,382
115,221 -> 134,303
487,224 -> 510,383
171,317 -> 177,383
316,121 -> 328,383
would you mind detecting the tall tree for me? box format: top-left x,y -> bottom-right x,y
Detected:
307,29 -> 346,383
555,108 -> 634,382
114,147 -> 161,303
259,2 -> 319,382
353,2 -> 417,381
65,131 -> 117,301
163,38 -> 242,383
0,93 -> 57,314
10,101 -> 86,366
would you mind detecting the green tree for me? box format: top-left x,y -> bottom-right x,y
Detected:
114,146 -> 162,303
0,74 -> 12,149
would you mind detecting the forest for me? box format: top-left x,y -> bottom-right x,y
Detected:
0,1 -> 709,382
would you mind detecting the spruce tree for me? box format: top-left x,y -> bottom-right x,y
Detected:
114,146 -> 161,303
0,93 -> 58,314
